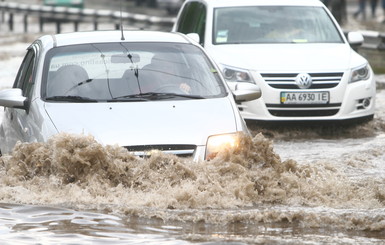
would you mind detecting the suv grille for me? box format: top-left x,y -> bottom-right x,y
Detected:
124,144 -> 196,158
262,72 -> 343,89
266,103 -> 341,117
259,72 -> 344,117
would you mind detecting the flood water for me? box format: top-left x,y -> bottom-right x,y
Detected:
1,117 -> 384,244
1,39 -> 385,244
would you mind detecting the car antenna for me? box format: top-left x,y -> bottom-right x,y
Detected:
120,0 -> 125,40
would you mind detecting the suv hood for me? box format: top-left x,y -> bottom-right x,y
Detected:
44,98 -> 237,147
209,43 -> 360,72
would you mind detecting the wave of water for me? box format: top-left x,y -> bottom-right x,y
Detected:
1,131 -> 384,235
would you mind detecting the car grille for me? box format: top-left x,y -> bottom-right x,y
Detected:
266,103 -> 341,117
261,72 -> 343,89
124,144 -> 196,158
258,72 -> 344,117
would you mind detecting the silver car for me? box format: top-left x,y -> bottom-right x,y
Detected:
0,30 -> 261,161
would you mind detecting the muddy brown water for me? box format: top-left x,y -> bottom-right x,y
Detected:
0,118 -> 385,244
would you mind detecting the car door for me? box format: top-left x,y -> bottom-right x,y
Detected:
0,45 -> 38,154
173,1 -> 207,45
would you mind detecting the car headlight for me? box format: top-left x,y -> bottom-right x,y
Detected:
222,65 -> 254,83
349,64 -> 370,83
205,133 -> 240,160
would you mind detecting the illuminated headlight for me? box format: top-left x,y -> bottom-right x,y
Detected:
349,64 -> 370,83
222,65 -> 253,83
205,133 -> 239,160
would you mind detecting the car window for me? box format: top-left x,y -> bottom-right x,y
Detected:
175,2 -> 206,44
13,48 -> 36,99
213,6 -> 343,44
42,42 -> 226,101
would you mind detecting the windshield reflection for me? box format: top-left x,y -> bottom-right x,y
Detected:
213,6 -> 344,44
43,42 -> 227,102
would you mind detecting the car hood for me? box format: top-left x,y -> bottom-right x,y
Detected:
208,43 -> 359,72
43,98 -> 237,147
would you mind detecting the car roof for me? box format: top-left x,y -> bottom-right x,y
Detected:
185,0 -> 324,8
38,30 -> 191,48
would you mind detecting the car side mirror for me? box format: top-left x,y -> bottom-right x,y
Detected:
347,31 -> 364,48
0,88 -> 27,109
186,33 -> 200,44
228,82 -> 262,102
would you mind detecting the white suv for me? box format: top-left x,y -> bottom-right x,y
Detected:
172,0 -> 376,122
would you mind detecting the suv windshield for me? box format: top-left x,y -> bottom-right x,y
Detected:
213,6 -> 343,44
43,42 -> 226,102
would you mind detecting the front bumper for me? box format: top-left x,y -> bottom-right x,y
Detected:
238,71 -> 376,121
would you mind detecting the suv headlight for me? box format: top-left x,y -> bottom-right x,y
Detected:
205,133 -> 239,160
349,64 -> 370,83
222,65 -> 254,83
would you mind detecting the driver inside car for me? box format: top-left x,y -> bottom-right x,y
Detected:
141,52 -> 192,94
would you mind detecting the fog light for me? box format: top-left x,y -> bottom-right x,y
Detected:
363,98 -> 371,108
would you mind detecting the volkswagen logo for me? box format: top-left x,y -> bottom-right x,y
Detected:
295,73 -> 312,89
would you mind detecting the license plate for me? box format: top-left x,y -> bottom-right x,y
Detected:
280,91 -> 329,104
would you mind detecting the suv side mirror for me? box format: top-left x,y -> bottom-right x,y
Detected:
186,33 -> 200,44
347,31 -> 364,47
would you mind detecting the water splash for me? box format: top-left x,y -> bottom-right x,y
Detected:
0,132 -> 384,231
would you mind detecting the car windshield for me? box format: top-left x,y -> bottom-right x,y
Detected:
213,6 -> 343,44
42,42 -> 226,102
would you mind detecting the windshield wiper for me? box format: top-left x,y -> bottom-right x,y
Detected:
156,93 -> 205,99
45,95 -> 98,102
111,92 -> 205,101
108,93 -> 150,102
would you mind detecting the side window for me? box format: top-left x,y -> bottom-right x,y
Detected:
175,2 -> 206,45
194,3 -> 206,44
13,48 -> 36,99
